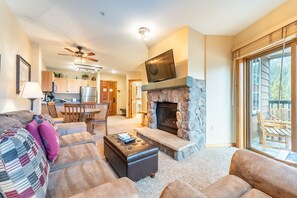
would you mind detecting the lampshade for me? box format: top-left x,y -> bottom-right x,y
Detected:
20,82 -> 44,99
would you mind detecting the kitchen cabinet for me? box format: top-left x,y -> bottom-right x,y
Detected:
68,79 -> 80,93
54,78 -> 69,93
41,71 -> 54,92
54,78 -> 96,93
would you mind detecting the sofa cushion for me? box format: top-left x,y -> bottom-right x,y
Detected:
4,110 -> 34,126
160,179 -> 207,198
56,122 -> 87,136
0,127 -> 49,198
70,177 -> 140,198
50,143 -> 100,172
0,116 -> 23,131
47,159 -> 115,198
201,175 -> 251,198
59,131 -> 95,147
26,120 -> 46,152
241,189 -> 272,198
39,121 -> 60,162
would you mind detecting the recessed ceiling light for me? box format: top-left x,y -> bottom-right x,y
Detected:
111,69 -> 117,74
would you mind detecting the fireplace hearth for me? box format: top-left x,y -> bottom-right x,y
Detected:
156,102 -> 177,135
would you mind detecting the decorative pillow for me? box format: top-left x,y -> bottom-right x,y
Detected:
0,127 -> 49,198
38,121 -> 60,162
33,114 -> 58,130
26,120 -> 46,153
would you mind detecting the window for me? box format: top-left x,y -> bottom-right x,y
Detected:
251,58 -> 261,114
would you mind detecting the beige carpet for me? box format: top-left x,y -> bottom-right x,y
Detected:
93,115 -> 237,198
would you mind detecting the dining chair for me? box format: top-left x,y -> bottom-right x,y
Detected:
87,102 -> 110,135
64,103 -> 86,123
47,102 -> 64,123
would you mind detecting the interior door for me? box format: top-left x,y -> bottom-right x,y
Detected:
100,80 -> 117,116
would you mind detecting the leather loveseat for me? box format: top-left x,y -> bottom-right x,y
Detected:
160,149 -> 297,198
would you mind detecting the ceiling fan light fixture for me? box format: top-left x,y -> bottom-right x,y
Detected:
138,27 -> 150,41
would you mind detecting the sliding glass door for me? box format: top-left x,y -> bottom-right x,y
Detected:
247,46 -> 294,156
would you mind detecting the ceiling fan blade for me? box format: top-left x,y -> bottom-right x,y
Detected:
86,52 -> 95,56
64,48 -> 75,53
84,57 -> 98,62
58,53 -> 75,56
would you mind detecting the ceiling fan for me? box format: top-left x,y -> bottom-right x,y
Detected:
58,46 -> 98,62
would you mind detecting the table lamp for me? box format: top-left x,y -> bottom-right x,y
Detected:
20,82 -> 44,110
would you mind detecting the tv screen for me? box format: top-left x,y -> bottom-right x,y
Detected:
145,49 -> 176,83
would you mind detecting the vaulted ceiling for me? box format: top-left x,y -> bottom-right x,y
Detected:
5,0 -> 287,74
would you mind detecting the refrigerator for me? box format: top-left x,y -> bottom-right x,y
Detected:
80,86 -> 97,102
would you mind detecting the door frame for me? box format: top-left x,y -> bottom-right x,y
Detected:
128,79 -> 141,118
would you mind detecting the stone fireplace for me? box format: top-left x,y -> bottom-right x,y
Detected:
146,77 -> 206,150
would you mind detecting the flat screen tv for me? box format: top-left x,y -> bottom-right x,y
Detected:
145,49 -> 176,83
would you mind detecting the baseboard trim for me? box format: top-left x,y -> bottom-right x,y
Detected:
205,143 -> 237,148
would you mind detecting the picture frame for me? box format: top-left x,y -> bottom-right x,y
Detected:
16,54 -> 31,94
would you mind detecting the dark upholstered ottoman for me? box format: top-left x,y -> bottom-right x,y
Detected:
104,134 -> 158,181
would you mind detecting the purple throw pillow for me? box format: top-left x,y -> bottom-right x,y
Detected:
38,121 -> 60,162
26,120 -> 46,153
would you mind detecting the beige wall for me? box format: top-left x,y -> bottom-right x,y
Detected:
234,0 -> 297,49
0,1 -> 32,113
148,26 -> 205,79
205,35 -> 234,145
31,42 -> 43,113
149,27 -> 189,78
188,27 -> 205,80
100,73 -> 126,115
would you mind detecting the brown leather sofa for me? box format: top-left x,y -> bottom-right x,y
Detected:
160,149 -> 297,198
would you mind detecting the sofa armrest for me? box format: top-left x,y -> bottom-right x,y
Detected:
69,177 -> 139,198
160,180 -> 207,198
56,122 -> 87,136
230,149 -> 297,198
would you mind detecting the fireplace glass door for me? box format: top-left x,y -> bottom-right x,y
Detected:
156,102 -> 178,135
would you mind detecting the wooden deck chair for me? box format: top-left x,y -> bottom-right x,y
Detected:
257,111 -> 291,150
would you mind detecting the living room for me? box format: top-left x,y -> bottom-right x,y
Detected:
1,0 -> 297,197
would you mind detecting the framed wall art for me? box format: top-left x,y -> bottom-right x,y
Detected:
16,54 -> 31,94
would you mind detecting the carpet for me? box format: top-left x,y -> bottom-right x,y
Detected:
93,115 -> 237,198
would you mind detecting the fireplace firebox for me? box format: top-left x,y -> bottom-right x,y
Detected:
156,102 -> 177,135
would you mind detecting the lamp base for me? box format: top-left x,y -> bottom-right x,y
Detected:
28,98 -> 37,111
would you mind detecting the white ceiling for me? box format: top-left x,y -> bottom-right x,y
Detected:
5,0 -> 287,74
